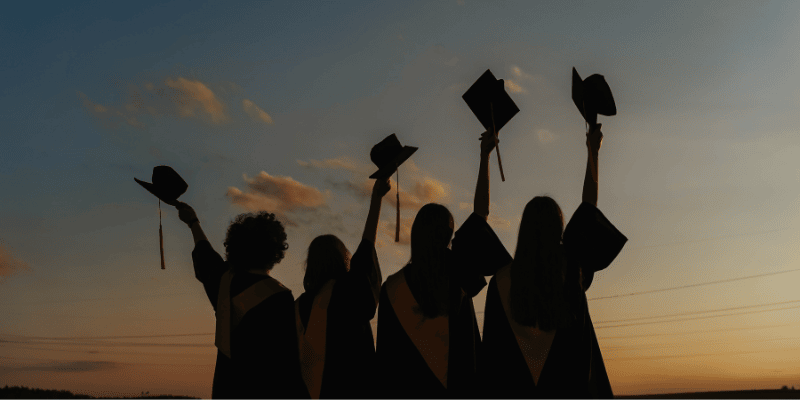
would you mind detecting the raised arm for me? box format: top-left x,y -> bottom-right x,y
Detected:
582,123 -> 603,207
362,178 -> 391,243
474,130 -> 497,220
176,201 -> 208,244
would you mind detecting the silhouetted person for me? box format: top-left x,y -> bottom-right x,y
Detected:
479,124 -> 626,398
294,178 -> 390,399
376,132 -> 510,399
175,203 -> 307,399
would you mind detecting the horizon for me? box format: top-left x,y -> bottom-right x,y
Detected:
2,1 -> 800,398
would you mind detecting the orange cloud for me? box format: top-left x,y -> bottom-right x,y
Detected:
297,157 -> 359,172
242,99 -> 273,124
504,79 -> 527,94
227,172 -> 333,228
381,217 -> 414,245
165,77 -> 227,123
78,76 -> 228,128
0,245 -> 28,281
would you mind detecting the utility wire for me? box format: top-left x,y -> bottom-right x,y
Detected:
594,299 -> 800,324
595,304 -> 800,329
588,267 -> 800,301
605,346 -> 800,362
597,324 -> 789,340
624,227 -> 790,251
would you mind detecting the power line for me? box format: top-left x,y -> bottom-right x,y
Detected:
597,324 -> 789,340
595,304 -> 800,329
588,267 -> 800,301
594,299 -> 800,324
3,344 -> 214,358
11,291 -> 195,306
623,227 -> 790,251
605,346 -> 800,362
602,335 -> 800,352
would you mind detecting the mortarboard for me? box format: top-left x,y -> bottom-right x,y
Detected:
563,203 -> 627,276
135,166 -> 188,269
463,69 -> 519,181
571,67 -> 616,128
369,134 -> 418,242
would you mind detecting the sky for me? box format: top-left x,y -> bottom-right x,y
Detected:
1,0 -> 800,397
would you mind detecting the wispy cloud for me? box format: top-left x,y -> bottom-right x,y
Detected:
164,77 -> 227,123
78,76 -> 228,128
297,157 -> 359,172
2,360 -> 119,373
227,172 -> 345,231
0,245 -> 29,282
242,99 -> 273,124
504,79 -> 527,94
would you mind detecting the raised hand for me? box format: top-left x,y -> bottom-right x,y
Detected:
175,201 -> 199,227
480,130 -> 497,157
587,123 -> 603,154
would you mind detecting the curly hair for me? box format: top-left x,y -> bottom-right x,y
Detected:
224,212 -> 288,273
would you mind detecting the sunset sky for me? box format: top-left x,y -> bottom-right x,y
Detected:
2,0 -> 800,397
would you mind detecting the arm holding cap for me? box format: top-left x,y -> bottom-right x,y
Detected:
582,124 -> 602,207
175,201 -> 208,245
474,130 -> 496,220
362,178 -> 391,243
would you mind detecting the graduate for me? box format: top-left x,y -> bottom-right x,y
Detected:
479,122 -> 627,398
376,131 -> 511,399
175,202 -> 307,399
294,177 -> 390,399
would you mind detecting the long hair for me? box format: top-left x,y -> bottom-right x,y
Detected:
403,203 -> 454,319
304,234 -> 350,295
509,196 -> 569,331
224,212 -> 288,273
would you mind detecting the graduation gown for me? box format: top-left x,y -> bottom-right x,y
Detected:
479,203 -> 626,399
192,240 -> 308,399
375,213 -> 512,399
295,239 -> 382,399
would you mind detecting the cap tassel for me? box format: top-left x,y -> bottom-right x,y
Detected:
159,200 -> 165,270
395,166 -> 400,243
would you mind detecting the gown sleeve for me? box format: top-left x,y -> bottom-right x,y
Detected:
333,238 -> 382,321
563,202 -> 628,290
451,213 -> 513,297
191,239 -> 228,309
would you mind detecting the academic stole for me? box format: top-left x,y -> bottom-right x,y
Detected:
385,270 -> 450,388
295,280 -> 336,399
495,265 -> 556,385
215,270 -> 289,358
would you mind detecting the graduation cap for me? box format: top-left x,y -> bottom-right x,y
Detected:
463,69 -> 519,181
563,203 -> 627,277
571,67 -> 616,128
369,134 -> 418,242
135,166 -> 188,269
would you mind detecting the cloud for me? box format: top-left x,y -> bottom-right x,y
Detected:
381,217 -> 414,245
242,99 -> 274,124
536,128 -> 557,144
0,245 -> 29,282
78,76 -> 229,128
511,65 -> 542,83
227,172 -> 342,230
297,157 -> 359,172
164,77 -> 227,123
504,79 -> 527,94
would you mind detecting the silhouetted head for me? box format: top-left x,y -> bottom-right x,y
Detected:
509,196 -> 569,330
304,234 -> 351,295
224,212 -> 288,273
404,203 -> 454,318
